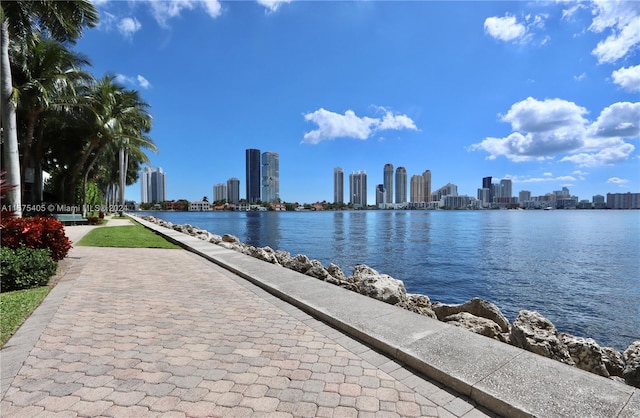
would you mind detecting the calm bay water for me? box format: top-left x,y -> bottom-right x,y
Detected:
145,210 -> 639,351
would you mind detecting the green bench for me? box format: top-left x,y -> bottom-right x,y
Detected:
54,214 -> 89,225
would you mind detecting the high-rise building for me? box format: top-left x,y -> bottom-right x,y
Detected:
261,151 -> 279,203
349,170 -> 367,208
422,170 -> 431,202
227,177 -> 240,204
375,184 -> 386,206
213,183 -> 227,202
395,166 -> 407,204
383,163 -> 394,205
519,190 -> 531,203
141,166 -> 166,203
477,188 -> 491,207
334,167 -> 344,204
500,179 -> 512,199
245,149 -> 261,203
410,175 -> 423,203
482,176 -> 493,202
432,183 -> 458,202
607,193 -> 640,209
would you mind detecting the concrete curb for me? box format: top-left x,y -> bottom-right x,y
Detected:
132,215 -> 639,418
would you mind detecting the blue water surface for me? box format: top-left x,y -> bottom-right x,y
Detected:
144,210 -> 640,351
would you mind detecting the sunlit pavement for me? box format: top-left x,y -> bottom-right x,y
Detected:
0,224 -> 494,417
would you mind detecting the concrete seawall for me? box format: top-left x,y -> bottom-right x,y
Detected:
132,215 -> 639,418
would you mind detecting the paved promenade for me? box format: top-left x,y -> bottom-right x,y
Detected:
1,220 -> 493,417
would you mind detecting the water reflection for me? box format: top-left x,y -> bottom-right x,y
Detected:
243,211 -> 281,249
332,212 -> 346,262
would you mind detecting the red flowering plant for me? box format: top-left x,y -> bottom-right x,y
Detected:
0,216 -> 72,261
0,170 -> 16,219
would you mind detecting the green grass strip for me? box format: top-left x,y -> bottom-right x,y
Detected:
76,218 -> 180,249
0,286 -> 50,346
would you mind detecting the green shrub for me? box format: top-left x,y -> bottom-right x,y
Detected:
0,246 -> 57,292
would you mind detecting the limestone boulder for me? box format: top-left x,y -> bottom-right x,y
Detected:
601,346 -> 625,377
432,298 -> 509,333
396,294 -> 437,319
249,246 -> 278,264
305,260 -> 330,280
443,312 -> 502,339
283,254 -> 314,274
623,341 -> 640,388
351,265 -> 407,305
208,234 -> 223,244
222,233 -> 240,244
560,333 -> 609,377
509,310 -> 575,365
274,250 -> 292,266
327,263 -> 347,282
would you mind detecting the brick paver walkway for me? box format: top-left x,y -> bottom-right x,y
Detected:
1,236 -> 494,417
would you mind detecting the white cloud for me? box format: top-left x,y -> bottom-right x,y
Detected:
147,0 -> 222,27
470,97 -> 640,167
115,73 -> 152,90
612,64 -> 640,92
484,13 -> 549,44
574,72 -> 587,81
561,3 -> 586,21
257,0 -> 292,13
607,176 -> 629,184
117,17 -> 141,39
507,174 -> 578,183
559,141 -> 635,166
302,107 -> 417,144
589,0 -> 640,64
543,172 -> 553,176
589,102 -> 640,138
484,14 -> 527,42
136,75 -> 151,89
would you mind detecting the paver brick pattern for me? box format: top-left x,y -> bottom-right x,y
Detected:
1,245 -> 494,417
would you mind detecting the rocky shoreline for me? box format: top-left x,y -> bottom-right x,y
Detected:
141,215 -> 640,388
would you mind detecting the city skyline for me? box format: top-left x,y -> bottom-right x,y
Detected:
76,1 -> 639,204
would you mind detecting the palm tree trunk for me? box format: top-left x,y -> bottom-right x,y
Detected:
82,150 -> 102,217
118,148 -> 127,215
1,19 -> 22,217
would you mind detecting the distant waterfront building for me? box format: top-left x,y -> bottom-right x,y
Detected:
227,177 -> 240,204
432,183 -> 458,202
593,194 -> 606,209
383,163 -> 394,205
500,179 -> 512,199
375,184 -> 385,207
477,188 -> 491,208
422,170 -> 432,202
245,149 -> 261,203
189,200 -> 210,211
482,176 -> 493,202
334,167 -> 344,204
261,151 -> 279,203
519,190 -> 531,203
140,166 -> 166,204
607,193 -> 640,209
443,195 -> 471,209
410,175 -> 424,203
213,183 -> 227,202
349,170 -> 367,208
395,166 -> 407,204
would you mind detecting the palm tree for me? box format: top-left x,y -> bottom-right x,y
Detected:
11,32 -> 92,204
65,76 -> 154,214
1,0 -> 98,216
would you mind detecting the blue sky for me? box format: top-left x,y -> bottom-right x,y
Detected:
80,0 -> 639,204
